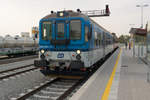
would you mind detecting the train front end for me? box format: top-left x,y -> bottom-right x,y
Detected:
34,10 -> 92,77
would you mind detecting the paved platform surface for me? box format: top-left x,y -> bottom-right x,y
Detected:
70,48 -> 150,100
118,48 -> 150,100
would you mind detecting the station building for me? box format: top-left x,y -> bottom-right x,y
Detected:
129,21 -> 150,61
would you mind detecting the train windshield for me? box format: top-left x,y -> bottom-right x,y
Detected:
42,22 -> 52,40
70,20 -> 81,40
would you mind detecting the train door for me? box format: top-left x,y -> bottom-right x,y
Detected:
56,21 -> 66,40
53,21 -> 69,49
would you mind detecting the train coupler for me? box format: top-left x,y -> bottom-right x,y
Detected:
34,60 -> 48,67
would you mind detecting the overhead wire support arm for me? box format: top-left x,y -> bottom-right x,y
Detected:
81,5 -> 110,17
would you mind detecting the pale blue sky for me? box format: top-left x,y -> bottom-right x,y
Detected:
0,0 -> 149,37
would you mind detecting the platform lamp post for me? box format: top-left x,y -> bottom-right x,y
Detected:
136,4 -> 149,29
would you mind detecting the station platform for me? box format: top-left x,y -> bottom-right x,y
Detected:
70,48 -> 150,100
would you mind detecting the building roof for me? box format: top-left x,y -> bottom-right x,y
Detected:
129,28 -> 147,36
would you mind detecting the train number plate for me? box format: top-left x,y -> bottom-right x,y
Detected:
57,53 -> 64,58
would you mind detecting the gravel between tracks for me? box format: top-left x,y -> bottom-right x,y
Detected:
0,69 -> 51,100
0,58 -> 37,72
0,55 -> 38,65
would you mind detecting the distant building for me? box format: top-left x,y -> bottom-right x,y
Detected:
32,27 -> 39,38
129,25 -> 148,58
129,28 -> 147,36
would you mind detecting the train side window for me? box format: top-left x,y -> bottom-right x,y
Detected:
103,32 -> 106,46
42,22 -> 52,40
94,39 -> 96,47
85,26 -> 89,42
94,31 -> 97,47
96,39 -> 99,46
70,20 -> 81,40
98,33 -> 101,46
88,25 -> 92,39
106,35 -> 108,45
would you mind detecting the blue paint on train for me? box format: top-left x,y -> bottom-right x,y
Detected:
39,17 -> 93,51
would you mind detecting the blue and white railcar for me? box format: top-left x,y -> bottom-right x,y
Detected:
34,10 -> 115,76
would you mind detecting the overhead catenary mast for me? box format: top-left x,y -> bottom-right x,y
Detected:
81,5 -> 110,17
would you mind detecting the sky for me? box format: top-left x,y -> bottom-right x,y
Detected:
0,0 -> 150,37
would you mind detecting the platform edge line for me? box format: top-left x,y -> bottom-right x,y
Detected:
101,48 -> 122,100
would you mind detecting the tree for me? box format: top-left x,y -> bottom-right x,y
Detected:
118,35 -> 130,43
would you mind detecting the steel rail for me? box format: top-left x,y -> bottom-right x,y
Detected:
0,67 -> 37,80
16,78 -> 59,100
0,64 -> 34,74
0,55 -> 37,65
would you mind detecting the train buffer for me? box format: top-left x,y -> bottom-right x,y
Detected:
70,47 -> 150,100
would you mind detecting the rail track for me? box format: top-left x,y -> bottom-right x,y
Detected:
0,64 -> 38,80
0,55 -> 38,65
10,78 -> 82,100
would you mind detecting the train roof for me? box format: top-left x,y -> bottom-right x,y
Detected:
42,10 -> 88,19
42,10 -> 112,36
89,18 -> 111,35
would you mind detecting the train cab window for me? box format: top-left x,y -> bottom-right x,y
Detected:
42,22 -> 52,40
85,26 -> 89,42
70,20 -> 81,40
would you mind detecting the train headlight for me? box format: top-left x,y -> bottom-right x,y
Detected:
41,49 -> 45,54
77,50 -> 81,54
60,12 -> 63,16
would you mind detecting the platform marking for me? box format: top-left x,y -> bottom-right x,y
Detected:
108,49 -> 122,100
101,49 -> 122,100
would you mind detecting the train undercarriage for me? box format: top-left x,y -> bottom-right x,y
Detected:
34,47 -> 118,78
34,59 -> 89,77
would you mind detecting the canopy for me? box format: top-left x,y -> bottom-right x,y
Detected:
129,28 -> 147,36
